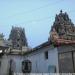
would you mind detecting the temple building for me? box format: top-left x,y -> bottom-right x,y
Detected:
0,10 -> 75,75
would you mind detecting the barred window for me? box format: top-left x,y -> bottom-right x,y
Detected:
22,60 -> 32,73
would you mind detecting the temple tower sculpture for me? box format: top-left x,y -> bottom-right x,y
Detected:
8,26 -> 28,50
50,10 -> 75,42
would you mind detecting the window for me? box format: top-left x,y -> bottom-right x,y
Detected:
45,51 -> 48,59
22,60 -> 32,73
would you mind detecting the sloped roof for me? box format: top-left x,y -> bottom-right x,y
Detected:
23,41 -> 53,55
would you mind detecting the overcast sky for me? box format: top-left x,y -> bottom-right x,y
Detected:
0,0 -> 75,48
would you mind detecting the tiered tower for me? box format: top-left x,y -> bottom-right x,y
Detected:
50,10 -> 75,44
8,26 -> 28,50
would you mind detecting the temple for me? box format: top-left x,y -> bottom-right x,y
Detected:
0,10 -> 75,74
50,10 -> 75,45
8,26 -> 28,50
